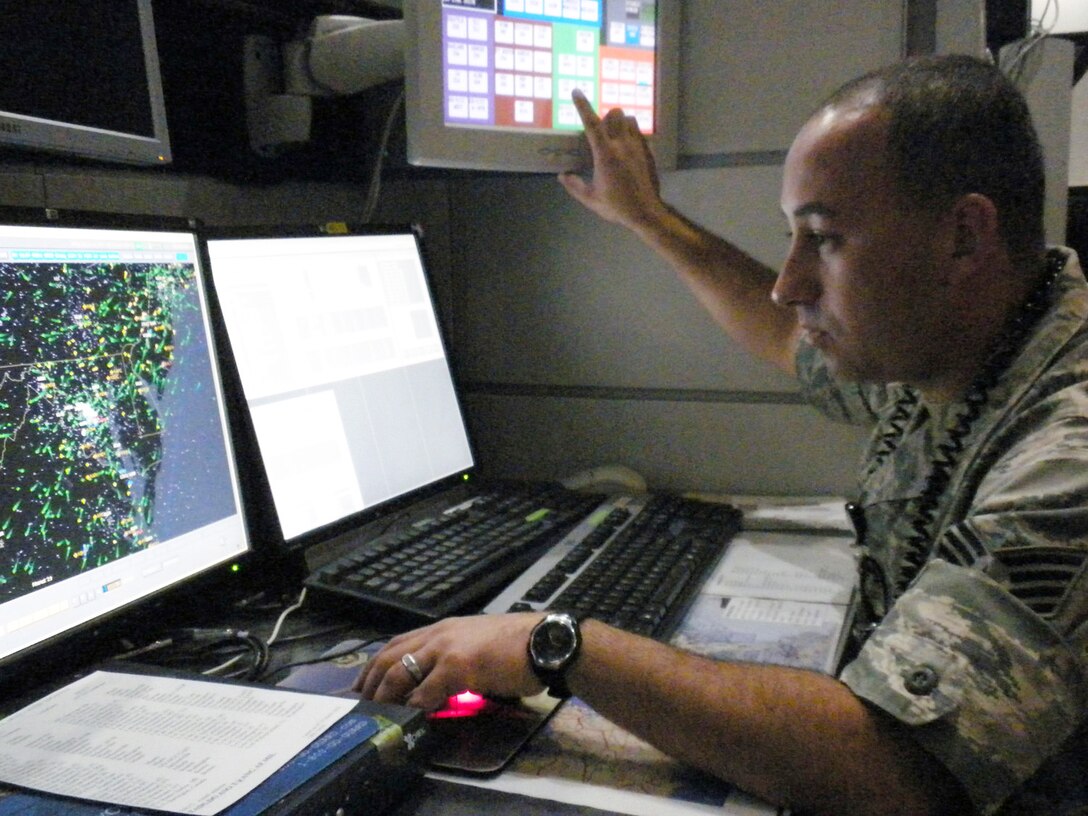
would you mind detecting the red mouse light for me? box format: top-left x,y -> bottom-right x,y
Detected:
429,689 -> 490,719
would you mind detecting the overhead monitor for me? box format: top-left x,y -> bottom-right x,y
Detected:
203,225 -> 475,551
0,0 -> 172,166
0,211 -> 248,673
403,0 -> 680,173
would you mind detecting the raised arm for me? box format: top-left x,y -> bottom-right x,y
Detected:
558,90 -> 801,376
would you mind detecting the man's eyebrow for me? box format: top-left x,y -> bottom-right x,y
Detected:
792,203 -> 837,219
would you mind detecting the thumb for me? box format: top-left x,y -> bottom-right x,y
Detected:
558,171 -> 593,207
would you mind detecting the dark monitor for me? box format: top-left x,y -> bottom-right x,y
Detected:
403,0 -> 681,173
202,225 -> 475,552
0,0 -> 172,166
0,211 -> 248,677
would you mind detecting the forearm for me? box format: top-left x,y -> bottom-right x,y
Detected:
625,203 -> 801,375
568,620 -> 968,816
556,95 -> 800,375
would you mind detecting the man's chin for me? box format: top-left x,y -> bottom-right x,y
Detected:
823,355 -> 871,385
808,336 -> 882,383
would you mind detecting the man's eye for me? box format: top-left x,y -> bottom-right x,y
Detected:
806,231 -> 840,249
786,230 -> 840,251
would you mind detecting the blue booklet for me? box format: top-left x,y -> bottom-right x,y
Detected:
0,713 -> 379,816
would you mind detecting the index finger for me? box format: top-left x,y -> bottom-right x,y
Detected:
571,87 -> 601,128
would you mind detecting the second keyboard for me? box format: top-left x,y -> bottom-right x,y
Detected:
485,493 -> 742,640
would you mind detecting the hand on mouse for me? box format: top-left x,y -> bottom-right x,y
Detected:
353,612 -> 546,710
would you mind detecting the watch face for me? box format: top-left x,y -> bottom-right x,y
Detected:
531,614 -> 578,671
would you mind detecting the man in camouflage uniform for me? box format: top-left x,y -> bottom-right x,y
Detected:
355,56 -> 1088,815
800,248 -> 1088,814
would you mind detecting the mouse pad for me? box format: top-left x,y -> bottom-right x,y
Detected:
424,690 -> 562,775
277,639 -> 561,775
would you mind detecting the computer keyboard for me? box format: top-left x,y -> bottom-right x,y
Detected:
306,485 -> 742,639
485,493 -> 742,639
304,482 -> 607,620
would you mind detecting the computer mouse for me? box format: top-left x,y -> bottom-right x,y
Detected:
561,464 -> 648,494
428,689 -> 495,719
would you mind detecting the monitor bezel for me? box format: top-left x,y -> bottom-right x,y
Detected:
0,0 -> 172,167
198,222 -> 482,561
403,0 -> 681,174
0,207 -> 250,692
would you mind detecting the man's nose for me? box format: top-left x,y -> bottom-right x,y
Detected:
772,244 -> 820,307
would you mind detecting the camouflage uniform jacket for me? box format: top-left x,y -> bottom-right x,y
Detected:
796,248 -> 1088,815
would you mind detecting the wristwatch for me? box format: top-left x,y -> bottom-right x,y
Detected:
527,612 -> 583,699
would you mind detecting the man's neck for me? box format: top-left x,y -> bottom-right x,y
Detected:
918,255 -> 1055,404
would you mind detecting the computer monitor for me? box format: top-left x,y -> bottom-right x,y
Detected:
0,211 -> 248,674
403,0 -> 681,173
202,225 -> 475,551
0,0 -> 172,166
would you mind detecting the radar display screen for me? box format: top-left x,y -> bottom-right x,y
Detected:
0,220 -> 247,663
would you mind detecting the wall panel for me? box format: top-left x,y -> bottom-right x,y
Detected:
463,394 -> 867,496
448,167 -> 795,393
678,0 -> 904,156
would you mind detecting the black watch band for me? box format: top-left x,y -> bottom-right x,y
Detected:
527,611 -> 583,699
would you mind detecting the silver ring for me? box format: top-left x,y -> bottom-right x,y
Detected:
401,652 -> 424,685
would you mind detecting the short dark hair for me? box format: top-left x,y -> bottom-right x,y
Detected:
822,54 -> 1046,266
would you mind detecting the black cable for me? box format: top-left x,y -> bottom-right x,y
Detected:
112,627 -> 270,680
270,622 -> 357,646
864,250 -> 1067,600
258,635 -> 391,683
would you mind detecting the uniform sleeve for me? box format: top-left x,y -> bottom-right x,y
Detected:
960,406 -> 1088,633
842,389 -> 1088,813
840,561 -> 1088,815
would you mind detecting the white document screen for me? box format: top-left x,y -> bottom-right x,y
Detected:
206,231 -> 474,540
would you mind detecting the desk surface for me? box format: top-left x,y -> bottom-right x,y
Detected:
390,776 -> 786,816
279,529 -> 855,816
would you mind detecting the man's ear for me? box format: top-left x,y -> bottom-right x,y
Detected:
949,193 -> 1000,263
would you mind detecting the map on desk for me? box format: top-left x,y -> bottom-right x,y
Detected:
448,532 -> 855,816
506,697 -> 733,807
674,594 -> 849,673
454,693 -> 780,816
703,535 -> 857,606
